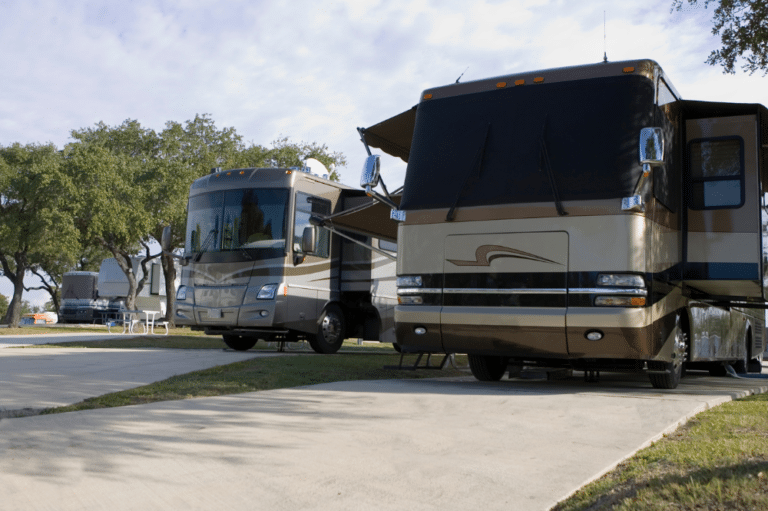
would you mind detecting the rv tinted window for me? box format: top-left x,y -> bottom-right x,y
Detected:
689,137 -> 744,209
400,75 -> 654,210
186,188 -> 289,259
378,239 -> 397,253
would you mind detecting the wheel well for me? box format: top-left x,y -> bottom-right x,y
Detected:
334,300 -> 381,340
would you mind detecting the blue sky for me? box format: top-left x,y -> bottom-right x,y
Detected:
2,0 -> 767,306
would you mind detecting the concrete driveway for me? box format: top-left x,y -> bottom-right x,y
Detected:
1,361 -> 766,511
0,347 -> 281,414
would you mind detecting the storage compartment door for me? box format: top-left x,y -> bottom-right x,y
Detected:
684,115 -> 764,301
441,231 -> 569,356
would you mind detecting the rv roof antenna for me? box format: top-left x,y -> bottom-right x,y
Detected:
455,67 -> 469,84
603,11 -> 608,63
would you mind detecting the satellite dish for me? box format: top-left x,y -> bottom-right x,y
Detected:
304,158 -> 329,176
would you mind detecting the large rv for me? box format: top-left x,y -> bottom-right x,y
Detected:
359,59 -> 767,389
171,165 -> 397,354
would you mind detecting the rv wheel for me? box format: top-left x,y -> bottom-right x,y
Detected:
732,329 -> 751,374
468,355 -> 509,382
311,304 -> 346,354
222,335 -> 257,351
648,326 -> 687,390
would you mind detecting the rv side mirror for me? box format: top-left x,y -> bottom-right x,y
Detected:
360,155 -> 381,189
301,226 -> 317,254
639,127 -> 664,166
160,226 -> 172,253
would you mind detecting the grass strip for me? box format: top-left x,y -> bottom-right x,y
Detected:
553,392 -> 768,511
41,353 -> 468,415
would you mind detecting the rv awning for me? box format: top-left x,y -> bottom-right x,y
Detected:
680,99 -> 768,120
360,106 -> 417,163
316,193 -> 401,243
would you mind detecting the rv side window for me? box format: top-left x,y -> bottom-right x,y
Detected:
294,193 -> 331,257
688,137 -> 745,209
378,239 -> 397,253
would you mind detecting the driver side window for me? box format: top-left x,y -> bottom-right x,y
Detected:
293,192 -> 331,258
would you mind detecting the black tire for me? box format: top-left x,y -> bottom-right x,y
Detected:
222,335 -> 257,351
732,329 -> 751,374
468,355 -> 509,381
648,360 -> 682,389
311,304 -> 346,354
649,322 -> 687,390
747,359 -> 763,374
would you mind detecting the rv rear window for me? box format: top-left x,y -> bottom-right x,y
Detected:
688,137 -> 745,209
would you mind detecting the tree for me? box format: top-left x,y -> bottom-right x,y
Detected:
0,144 -> 78,327
63,137 -> 155,311
674,0 -> 768,74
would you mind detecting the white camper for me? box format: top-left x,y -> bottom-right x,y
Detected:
170,165 -> 397,353
97,257 -> 174,317
359,59 -> 767,389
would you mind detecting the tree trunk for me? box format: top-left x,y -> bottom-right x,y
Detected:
161,251 -> 177,326
2,253 -> 28,327
111,251 -> 138,311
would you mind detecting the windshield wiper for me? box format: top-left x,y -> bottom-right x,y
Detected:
194,227 -> 219,262
539,116 -> 567,217
446,123 -> 491,221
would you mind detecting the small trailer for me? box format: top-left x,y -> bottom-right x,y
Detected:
358,58 -> 767,388
170,164 -> 398,354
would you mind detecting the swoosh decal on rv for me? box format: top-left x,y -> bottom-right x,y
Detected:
447,245 -> 562,267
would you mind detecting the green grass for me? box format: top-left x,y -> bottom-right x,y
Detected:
41,352 -> 468,415
552,393 -> 768,511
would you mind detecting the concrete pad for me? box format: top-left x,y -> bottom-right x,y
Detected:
0,371 -> 766,511
0,347 -> 279,413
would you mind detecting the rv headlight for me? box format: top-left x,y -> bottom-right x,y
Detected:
597,274 -> 645,288
397,276 -> 423,288
176,285 -> 189,302
243,284 -> 280,304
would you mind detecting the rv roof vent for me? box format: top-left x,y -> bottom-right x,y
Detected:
210,167 -> 222,174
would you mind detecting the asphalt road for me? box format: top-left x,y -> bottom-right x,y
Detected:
0,335 -> 766,511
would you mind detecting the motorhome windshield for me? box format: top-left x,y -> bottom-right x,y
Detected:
186,188 -> 289,261
400,75 -> 655,211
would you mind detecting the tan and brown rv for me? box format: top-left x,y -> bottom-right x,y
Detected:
358,59 -> 767,388
170,164 -> 397,353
